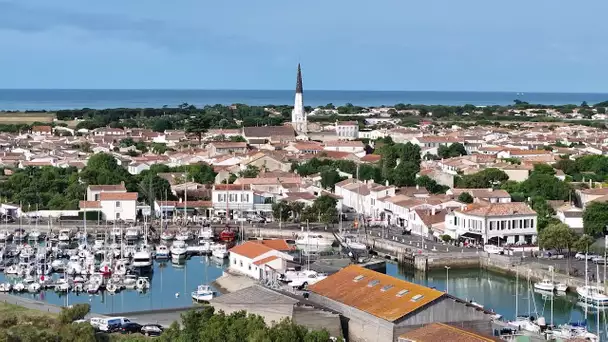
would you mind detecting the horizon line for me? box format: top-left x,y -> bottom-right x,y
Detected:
1,88 -> 608,95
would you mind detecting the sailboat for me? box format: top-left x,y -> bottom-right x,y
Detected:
507,269 -> 543,333
192,257 -> 215,302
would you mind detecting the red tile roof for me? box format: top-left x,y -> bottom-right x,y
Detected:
228,241 -> 274,259
214,184 -> 251,191
79,201 -> 101,209
99,192 -> 138,201
253,255 -> 280,266
252,239 -> 294,251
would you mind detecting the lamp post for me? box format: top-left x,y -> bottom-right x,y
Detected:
445,266 -> 451,294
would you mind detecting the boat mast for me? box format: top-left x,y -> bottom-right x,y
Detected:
82,191 -> 86,246
596,263 -> 600,337
184,172 -> 188,224
550,266 -> 554,327
515,267 -> 519,318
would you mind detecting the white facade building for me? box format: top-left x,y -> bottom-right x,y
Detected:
335,121 -> 359,140
228,241 -> 294,280
211,184 -> 272,216
444,202 -> 538,245
99,192 -> 138,222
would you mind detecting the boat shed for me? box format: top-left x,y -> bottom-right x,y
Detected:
307,265 -> 497,342
209,285 -> 343,340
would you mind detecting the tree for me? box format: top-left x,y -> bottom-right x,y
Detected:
538,223 -> 576,254
437,143 -> 467,158
530,197 -> 558,230
59,304 -> 91,324
186,114 -> 211,145
272,202 -> 291,222
415,175 -> 448,194
583,202 -> 608,237
573,234 -> 596,252
532,163 -> 555,176
320,170 -> 346,191
458,192 -> 474,203
391,161 -> 418,187
302,195 -> 339,224
289,202 -> 305,222
457,168 -> 508,188
138,174 -> 175,203
239,165 -> 260,178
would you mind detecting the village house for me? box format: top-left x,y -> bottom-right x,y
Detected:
227,240 -> 294,280
324,140 -> 365,154
207,141 -> 248,156
444,202 -> 538,245
211,184 -> 273,218
446,188 -> 512,204
31,125 -> 52,136
335,121 -> 359,140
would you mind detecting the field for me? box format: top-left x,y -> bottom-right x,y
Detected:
0,112 -> 55,124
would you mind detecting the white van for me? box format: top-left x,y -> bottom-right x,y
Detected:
98,316 -> 131,332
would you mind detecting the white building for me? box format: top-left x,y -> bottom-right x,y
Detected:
334,179 -> 396,219
556,205 -> 584,232
99,192 -> 138,221
444,202 -> 538,245
446,188 -> 512,204
324,141 -> 365,154
335,121 -> 359,140
291,64 -> 307,133
228,241 -> 294,280
211,184 -> 272,217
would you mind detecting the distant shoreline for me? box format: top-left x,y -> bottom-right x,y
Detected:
1,89 -> 608,111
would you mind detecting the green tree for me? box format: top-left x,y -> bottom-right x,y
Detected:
583,202 -> 608,237
457,168 -> 509,188
573,234 -> 596,252
458,192 -> 474,203
272,202 -> 291,222
59,303 -> 91,324
437,143 -> 467,158
239,165 -> 260,178
186,114 -> 211,145
538,223 -> 576,254
391,161 -> 418,187
320,170 -> 346,191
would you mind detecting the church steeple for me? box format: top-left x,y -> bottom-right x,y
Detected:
296,63 -> 303,94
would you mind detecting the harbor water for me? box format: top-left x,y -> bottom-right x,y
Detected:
1,253 -> 607,337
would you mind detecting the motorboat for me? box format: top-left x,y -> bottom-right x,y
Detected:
123,275 -> 138,289
576,285 -> 608,305
114,260 -> 128,276
175,230 -> 193,242
13,228 -> 27,241
155,245 -> 170,259
295,233 -> 334,248
191,284 -> 214,302
51,259 -> 67,271
132,250 -> 153,270
170,240 -> 188,262
0,230 -> 12,241
507,315 -> 542,333
211,243 -> 228,259
0,283 -> 11,292
86,281 -> 100,294
106,282 -> 119,294
533,279 -> 555,292
13,282 -> 25,292
124,227 -> 140,241
219,227 -> 236,243
110,227 -> 122,241
341,235 -> 367,250
58,229 -> 71,242
28,229 -> 41,241
54,279 -> 71,292
27,282 -> 41,293
555,283 -> 568,292
549,322 -> 599,342
160,230 -> 174,241
198,226 -> 214,241
136,277 -> 150,291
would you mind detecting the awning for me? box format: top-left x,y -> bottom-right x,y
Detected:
461,232 -> 482,239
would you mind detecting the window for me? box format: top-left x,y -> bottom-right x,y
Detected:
232,258 -> 236,265
381,285 -> 394,292
248,264 -> 252,270
411,294 -> 424,302
115,201 -> 120,208
353,275 -> 365,282
367,279 -> 380,287
239,261 -> 243,267
115,213 -> 120,219
396,289 -> 410,297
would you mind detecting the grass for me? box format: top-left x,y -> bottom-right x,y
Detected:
0,112 -> 55,124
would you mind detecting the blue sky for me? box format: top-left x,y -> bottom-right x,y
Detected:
1,0 -> 607,92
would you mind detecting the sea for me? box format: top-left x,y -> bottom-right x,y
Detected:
2,259 -> 606,338
1,89 -> 608,111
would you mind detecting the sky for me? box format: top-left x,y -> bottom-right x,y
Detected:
1,0 -> 607,92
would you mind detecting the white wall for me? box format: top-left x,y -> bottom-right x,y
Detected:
100,200 -> 137,221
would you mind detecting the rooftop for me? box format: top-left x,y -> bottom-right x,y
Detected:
398,322 -> 499,342
457,202 -> 536,217
228,241 -> 275,259
307,265 -> 444,322
99,192 -> 138,201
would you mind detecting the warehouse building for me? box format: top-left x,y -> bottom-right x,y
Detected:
307,265 -> 497,342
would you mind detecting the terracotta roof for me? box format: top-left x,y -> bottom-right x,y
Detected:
99,192 -> 138,201
253,255 -> 280,266
252,239 -> 294,251
337,121 -> 358,126
214,184 -> 252,191
228,241 -> 273,259
308,265 -> 444,322
457,202 -> 536,217
398,322 -> 499,342
360,154 -> 381,163
415,209 -> 447,227
209,142 -> 248,148
32,125 -> 52,133
79,200 -> 101,209
507,149 -> 551,155
324,140 -> 364,147
88,184 -> 126,192
157,200 -> 211,208
244,126 -> 295,138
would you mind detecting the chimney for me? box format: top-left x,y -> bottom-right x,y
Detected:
432,207 -> 436,215
385,180 -> 389,186
416,184 -> 419,190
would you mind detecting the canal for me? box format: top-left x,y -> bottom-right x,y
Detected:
1,258 -> 607,337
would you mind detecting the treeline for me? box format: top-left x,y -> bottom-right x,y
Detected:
0,154 -> 218,211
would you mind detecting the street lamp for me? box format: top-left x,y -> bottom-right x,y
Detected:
445,266 -> 451,294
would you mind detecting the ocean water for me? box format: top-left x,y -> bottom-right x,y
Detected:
1,89 -> 608,111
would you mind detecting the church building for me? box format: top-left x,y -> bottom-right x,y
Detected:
291,63 -> 307,133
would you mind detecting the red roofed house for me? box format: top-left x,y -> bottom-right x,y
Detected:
31,125 -> 52,136
228,241 -> 294,280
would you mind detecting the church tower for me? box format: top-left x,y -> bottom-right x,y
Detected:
291,63 -> 307,133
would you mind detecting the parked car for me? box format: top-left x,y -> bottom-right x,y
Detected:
575,253 -> 597,261
593,256 -> 606,264
119,322 -> 143,334
141,323 -> 164,336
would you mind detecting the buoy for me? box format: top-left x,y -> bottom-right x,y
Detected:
175,292 -> 179,298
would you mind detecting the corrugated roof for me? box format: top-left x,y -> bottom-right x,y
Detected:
308,265 -> 444,322
398,322 -> 499,342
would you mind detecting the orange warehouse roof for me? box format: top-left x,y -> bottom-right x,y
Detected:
398,322 -> 500,342
308,265 -> 444,322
